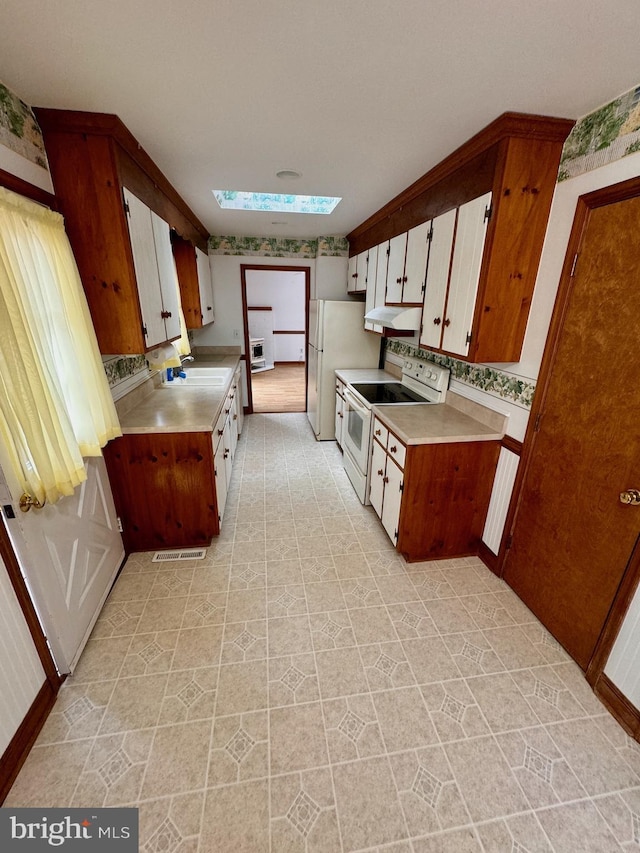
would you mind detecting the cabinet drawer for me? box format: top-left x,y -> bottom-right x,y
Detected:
387,434 -> 406,469
372,418 -> 388,447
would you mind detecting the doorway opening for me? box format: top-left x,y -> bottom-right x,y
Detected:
240,265 -> 310,413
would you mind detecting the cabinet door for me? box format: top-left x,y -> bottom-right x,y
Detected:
442,192 -> 491,357
234,367 -> 244,436
150,211 -> 182,340
375,241 -> 389,312
364,245 -> 383,333
196,247 -> 215,325
385,233 -> 407,303
222,416 -> 234,487
347,254 -> 359,293
419,209 -> 456,349
334,391 -> 343,444
381,456 -> 403,545
213,435 -> 227,524
124,188 -> 165,348
403,221 -> 431,303
369,440 -> 386,519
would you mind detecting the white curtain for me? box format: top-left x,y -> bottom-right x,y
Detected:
0,187 -> 121,505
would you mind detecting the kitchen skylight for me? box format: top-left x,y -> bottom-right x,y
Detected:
213,191 -> 341,215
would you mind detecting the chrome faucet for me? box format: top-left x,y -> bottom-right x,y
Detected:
180,354 -> 195,364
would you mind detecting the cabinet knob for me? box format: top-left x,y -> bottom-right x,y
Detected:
217,429 -> 224,436
443,318 -> 451,327
375,428 -> 381,435
233,414 -> 238,420
160,310 -> 172,319
339,412 -> 343,418
433,317 -> 441,326
396,277 -> 402,284
383,476 -> 389,484
402,276 -> 407,283
206,306 -> 212,311
224,450 -> 229,459
389,445 -> 397,453
377,469 -> 384,476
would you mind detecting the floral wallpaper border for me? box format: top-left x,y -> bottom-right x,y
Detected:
0,81 -> 49,170
559,83 -> 640,181
385,340 -> 536,409
209,235 -> 348,258
103,354 -> 149,388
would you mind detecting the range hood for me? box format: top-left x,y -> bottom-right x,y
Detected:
363,305 -> 422,330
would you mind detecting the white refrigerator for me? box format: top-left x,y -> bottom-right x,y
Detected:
307,300 -> 381,440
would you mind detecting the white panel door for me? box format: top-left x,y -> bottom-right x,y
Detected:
364,245 -> 379,332
347,254 -> 358,293
404,221 -> 431,303
150,211 -> 181,340
196,247 -> 215,325
420,209 -> 456,349
123,188 -> 165,348
213,435 -> 228,524
442,191 -> 492,357
381,456 -> 403,545
385,233 -> 407,303
369,440 -> 386,520
3,457 -> 124,673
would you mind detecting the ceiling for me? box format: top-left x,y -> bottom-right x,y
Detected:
2,1 -> 639,239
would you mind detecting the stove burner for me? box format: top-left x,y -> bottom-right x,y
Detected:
350,382 -> 430,405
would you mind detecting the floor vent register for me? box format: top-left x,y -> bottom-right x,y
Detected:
151,548 -> 207,562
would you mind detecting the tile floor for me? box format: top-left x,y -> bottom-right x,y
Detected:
6,413 -> 640,852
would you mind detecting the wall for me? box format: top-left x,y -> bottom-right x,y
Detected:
195,236 -> 349,351
0,80 -> 52,193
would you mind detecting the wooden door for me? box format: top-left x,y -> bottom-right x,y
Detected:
503,183 -> 640,671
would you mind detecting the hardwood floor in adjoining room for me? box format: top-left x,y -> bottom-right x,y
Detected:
251,363 -> 306,413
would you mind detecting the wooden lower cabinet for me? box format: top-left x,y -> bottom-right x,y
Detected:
370,421 -> 500,561
104,431 -> 219,553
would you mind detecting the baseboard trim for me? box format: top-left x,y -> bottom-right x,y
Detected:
478,540 -> 499,575
593,673 -> 640,742
0,679 -> 59,803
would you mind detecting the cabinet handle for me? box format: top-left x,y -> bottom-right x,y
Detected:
389,445 -> 397,453
160,310 -> 172,318
339,412 -> 343,418
375,428 -> 381,436
402,276 -> 407,283
225,407 -> 230,414
396,277 -> 402,284
433,317 -> 441,326
443,318 -> 451,327
224,449 -> 229,458
217,429 -> 224,436
383,476 -> 389,484
377,468 -> 384,476
206,306 -> 212,311
233,414 -> 238,420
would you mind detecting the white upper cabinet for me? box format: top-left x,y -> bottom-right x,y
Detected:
347,250 -> 367,293
419,208 -> 456,350
385,233 -> 407,303
403,221 -> 431,304
196,247 -> 215,325
364,244 -> 385,333
442,192 -> 492,357
124,188 -> 181,348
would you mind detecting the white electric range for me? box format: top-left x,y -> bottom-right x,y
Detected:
338,358 -> 450,503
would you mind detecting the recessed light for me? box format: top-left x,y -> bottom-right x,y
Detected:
276,169 -> 302,180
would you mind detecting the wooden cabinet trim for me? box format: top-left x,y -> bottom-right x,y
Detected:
346,112 -> 573,255
35,107 -> 209,248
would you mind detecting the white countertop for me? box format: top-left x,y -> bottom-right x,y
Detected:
116,356 -> 240,435
371,392 -> 508,445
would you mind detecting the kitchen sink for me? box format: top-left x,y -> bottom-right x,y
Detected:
162,365 -> 233,387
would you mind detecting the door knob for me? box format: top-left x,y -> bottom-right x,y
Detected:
19,493 -> 45,512
619,488 -> 640,505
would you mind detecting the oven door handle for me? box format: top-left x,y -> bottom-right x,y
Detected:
344,388 -> 370,417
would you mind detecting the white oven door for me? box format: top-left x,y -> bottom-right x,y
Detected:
343,389 -> 372,475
